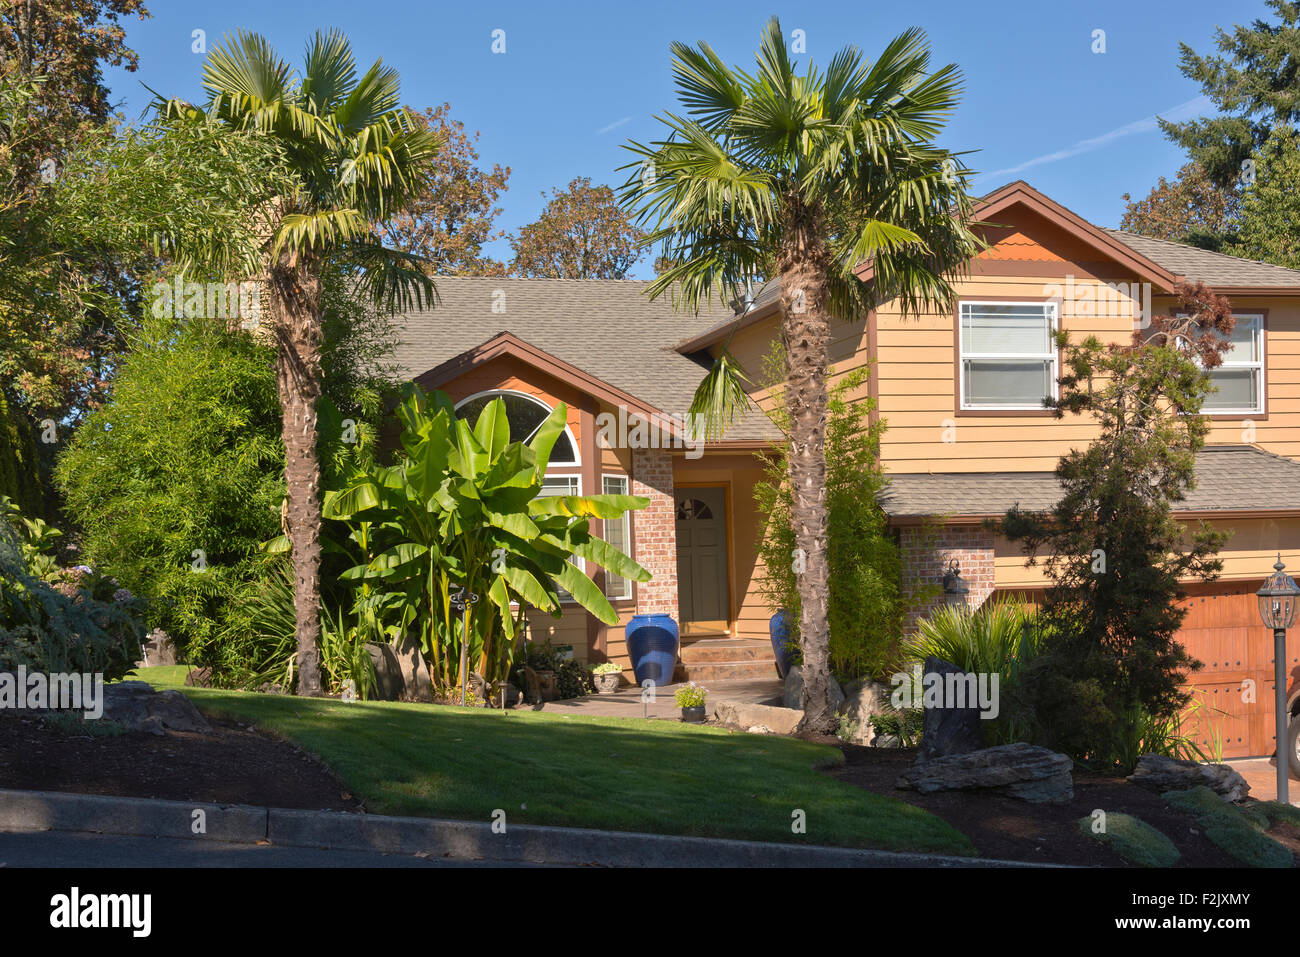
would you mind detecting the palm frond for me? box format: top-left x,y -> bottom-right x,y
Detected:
688,350 -> 754,441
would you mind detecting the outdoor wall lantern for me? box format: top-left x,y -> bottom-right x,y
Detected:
1256,555 -> 1298,803
943,559 -> 970,608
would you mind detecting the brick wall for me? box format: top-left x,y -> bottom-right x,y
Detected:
900,524 -> 996,633
631,448 -> 678,616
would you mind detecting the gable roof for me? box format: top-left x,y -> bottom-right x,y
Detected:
868,180 -> 1182,291
878,445 -> 1300,524
389,277 -> 781,442
673,180 -> 1300,353
1100,228 -> 1300,292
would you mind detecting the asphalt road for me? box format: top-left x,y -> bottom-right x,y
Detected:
0,828 -> 533,867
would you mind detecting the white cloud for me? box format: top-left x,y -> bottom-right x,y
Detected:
981,95 -> 1213,181
596,115 -> 633,135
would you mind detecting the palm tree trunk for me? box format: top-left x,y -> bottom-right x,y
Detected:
271,260 -> 325,697
780,202 -> 836,735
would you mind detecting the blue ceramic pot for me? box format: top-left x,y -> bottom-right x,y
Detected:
626,614 -> 680,687
770,610 -> 796,679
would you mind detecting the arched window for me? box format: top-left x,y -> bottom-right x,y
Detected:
453,390 -> 579,465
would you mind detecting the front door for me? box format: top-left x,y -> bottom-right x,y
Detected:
675,486 -> 729,635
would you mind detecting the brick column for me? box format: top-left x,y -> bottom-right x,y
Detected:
631,448 -> 678,616
900,524 -> 996,633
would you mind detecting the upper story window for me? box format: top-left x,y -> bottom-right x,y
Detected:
453,390 -> 579,464
958,301 -> 1058,411
1203,314 -> 1265,415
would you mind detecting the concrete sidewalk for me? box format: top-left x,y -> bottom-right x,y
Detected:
0,788 -> 1046,868
1232,757 -> 1300,806
531,677 -> 783,719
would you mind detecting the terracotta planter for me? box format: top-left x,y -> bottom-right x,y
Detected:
592,671 -> 621,694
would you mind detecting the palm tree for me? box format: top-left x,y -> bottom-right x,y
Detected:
158,30 -> 439,695
621,18 -> 983,732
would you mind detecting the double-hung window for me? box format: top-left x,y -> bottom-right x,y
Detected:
1203,314 -> 1265,414
601,475 -> 633,600
958,301 -> 1058,410
537,474 -> 581,601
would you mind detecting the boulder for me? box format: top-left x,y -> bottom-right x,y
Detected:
782,665 -> 845,713
134,628 -> 177,668
101,681 -> 211,736
364,643 -> 405,701
872,733 -> 902,748
896,742 -> 1074,804
1127,754 -> 1251,803
393,635 -> 434,702
916,656 -> 984,762
839,679 -> 892,746
713,700 -> 802,736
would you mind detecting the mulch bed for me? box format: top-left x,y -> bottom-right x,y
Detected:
0,711 -> 362,813
827,743 -> 1299,867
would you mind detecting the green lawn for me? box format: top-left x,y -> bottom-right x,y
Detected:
133,666 -> 974,855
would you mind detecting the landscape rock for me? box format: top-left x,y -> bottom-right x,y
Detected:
916,656 -> 984,762
393,635 -> 434,702
713,700 -> 802,736
896,742 -> 1074,803
134,628 -> 177,668
1127,754 -> 1251,802
364,643 -> 405,701
839,679 -> 893,745
184,667 -> 214,688
782,665 -> 845,713
872,734 -> 902,748
101,681 -> 212,736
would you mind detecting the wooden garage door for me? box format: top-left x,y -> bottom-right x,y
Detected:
1177,581 -> 1298,759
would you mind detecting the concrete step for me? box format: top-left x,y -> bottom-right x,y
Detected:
677,658 -> 782,682
679,639 -> 774,664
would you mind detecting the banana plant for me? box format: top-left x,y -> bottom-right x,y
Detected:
323,384 -> 651,687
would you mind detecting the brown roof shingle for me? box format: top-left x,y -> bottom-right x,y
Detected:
878,446 -> 1300,519
389,277 -> 780,442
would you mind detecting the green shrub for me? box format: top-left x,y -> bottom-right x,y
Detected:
591,662 -> 621,675
55,315 -> 285,661
1163,786 -> 1295,868
869,708 -> 923,746
903,597 -> 1044,745
1077,812 -> 1181,867
0,509 -> 144,679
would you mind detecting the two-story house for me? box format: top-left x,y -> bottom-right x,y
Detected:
391,180 -> 1300,760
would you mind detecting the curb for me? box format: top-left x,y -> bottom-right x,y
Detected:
0,788 -> 1053,868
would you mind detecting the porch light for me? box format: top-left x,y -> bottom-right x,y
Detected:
1256,555 -> 1298,803
943,559 -> 970,608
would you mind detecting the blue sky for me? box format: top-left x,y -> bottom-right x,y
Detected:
103,0 -> 1266,278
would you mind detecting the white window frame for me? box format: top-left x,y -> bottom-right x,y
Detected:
602,475 -> 633,600
957,300 -> 1059,411
537,473 -> 582,603
1202,313 -> 1266,415
453,388 -> 580,465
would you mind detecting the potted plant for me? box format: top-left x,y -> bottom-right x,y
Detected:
675,682 -> 709,723
591,662 -> 622,694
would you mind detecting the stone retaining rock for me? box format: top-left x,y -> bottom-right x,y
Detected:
840,679 -> 892,746
1127,754 -> 1251,802
781,665 -> 845,713
896,742 -> 1074,803
916,656 -> 984,762
713,700 -> 802,736
102,681 -> 212,736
